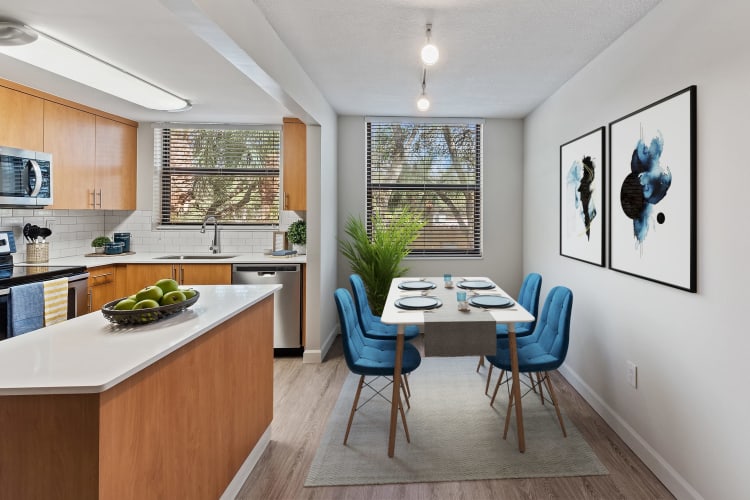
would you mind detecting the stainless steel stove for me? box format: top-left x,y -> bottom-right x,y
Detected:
0,231 -> 89,340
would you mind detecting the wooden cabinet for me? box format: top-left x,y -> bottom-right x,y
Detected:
44,101 -> 96,210
282,117 -> 306,211
95,116 -> 137,210
0,84 -> 44,151
0,78 -> 137,210
124,264 -> 232,292
88,265 -> 118,312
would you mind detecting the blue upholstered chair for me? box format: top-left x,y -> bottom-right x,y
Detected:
334,288 -> 422,445
486,286 -> 573,438
478,273 -> 543,393
349,274 -> 420,341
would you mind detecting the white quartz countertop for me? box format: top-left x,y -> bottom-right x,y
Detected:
16,252 -> 306,268
0,284 -> 280,396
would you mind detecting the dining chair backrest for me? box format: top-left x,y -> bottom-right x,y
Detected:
532,286 -> 573,367
334,288 -> 369,372
349,274 -> 378,332
517,273 -> 542,331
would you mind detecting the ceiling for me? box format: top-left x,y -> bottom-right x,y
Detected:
0,0 -> 661,124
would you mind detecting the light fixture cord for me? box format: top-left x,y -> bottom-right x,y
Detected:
421,68 -> 427,94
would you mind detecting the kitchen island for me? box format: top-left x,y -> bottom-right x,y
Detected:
0,284 -> 279,500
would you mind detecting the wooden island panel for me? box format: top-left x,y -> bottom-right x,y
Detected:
0,295 -> 274,500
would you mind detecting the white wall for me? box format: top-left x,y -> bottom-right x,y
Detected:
523,1 -> 750,498
337,116 -> 526,295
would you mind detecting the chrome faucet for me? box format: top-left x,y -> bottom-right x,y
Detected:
200,215 -> 221,254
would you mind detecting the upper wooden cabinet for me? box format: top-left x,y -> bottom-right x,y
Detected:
44,101 -> 96,210
0,85 -> 44,151
282,117 -> 306,211
0,77 -> 137,210
95,116 -> 136,210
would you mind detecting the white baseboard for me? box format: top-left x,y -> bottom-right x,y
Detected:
221,426 -> 271,500
302,324 -> 338,364
558,364 -> 703,500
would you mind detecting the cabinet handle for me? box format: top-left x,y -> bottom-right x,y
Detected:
96,189 -> 102,209
90,190 -> 96,209
87,289 -> 92,312
92,272 -> 113,280
284,192 -> 289,210
179,266 -> 184,284
171,266 -> 177,281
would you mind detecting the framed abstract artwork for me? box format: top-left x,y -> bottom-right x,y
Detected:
609,86 -> 696,292
560,127 -> 606,266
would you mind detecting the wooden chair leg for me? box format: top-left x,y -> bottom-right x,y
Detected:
403,373 -> 411,398
528,373 -> 538,394
398,395 -> 410,443
400,374 -> 410,409
484,364 -> 494,395
344,375 -> 365,445
543,371 -> 567,437
490,368 -> 505,406
476,355 -> 485,372
536,372 -> 545,405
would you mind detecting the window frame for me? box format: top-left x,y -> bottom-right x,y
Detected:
154,124 -> 282,229
365,118 -> 484,257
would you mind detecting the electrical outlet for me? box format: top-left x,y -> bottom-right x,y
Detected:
44,218 -> 56,231
626,361 -> 638,388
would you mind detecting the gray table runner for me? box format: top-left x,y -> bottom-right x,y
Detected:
408,283 -> 496,357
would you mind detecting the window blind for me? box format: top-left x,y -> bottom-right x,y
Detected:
155,127 -> 281,226
366,121 -> 482,256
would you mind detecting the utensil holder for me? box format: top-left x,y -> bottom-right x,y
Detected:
26,242 -> 49,263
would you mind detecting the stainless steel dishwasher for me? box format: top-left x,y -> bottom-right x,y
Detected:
232,264 -> 301,353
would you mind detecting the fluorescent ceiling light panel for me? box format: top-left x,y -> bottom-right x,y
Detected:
0,25 -> 190,112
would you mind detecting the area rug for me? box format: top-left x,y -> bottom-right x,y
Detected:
305,356 -> 607,487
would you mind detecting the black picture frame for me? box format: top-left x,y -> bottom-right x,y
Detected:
559,127 -> 606,267
608,86 -> 697,292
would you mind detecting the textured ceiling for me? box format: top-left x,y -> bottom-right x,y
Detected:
0,0 -> 661,123
254,0 -> 662,117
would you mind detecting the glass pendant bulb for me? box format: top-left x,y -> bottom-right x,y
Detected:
421,43 -> 439,66
417,93 -> 430,112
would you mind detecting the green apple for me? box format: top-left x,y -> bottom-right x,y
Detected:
179,287 -> 197,299
160,290 -> 186,305
128,294 -> 138,301
133,299 -> 160,309
155,278 -> 180,294
114,298 -> 137,310
135,285 -> 163,303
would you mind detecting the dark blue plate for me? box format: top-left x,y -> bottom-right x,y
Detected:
457,280 -> 495,290
468,295 -> 514,309
394,296 -> 443,310
398,280 -> 437,291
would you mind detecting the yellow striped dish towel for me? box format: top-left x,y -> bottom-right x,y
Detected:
43,277 -> 69,326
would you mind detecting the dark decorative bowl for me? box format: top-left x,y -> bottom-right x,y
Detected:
101,291 -> 200,325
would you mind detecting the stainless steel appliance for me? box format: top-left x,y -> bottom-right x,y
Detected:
0,146 -> 53,206
231,264 -> 301,353
0,231 -> 88,340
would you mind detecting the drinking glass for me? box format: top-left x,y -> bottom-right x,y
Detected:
444,273 -> 453,288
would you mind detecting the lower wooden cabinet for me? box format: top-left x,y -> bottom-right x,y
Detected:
124,264 -> 232,292
87,265 -> 118,312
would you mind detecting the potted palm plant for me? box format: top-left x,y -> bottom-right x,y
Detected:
339,209 -> 425,315
287,219 -> 306,255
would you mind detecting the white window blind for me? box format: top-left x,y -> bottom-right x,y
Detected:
366,120 -> 482,256
155,126 -> 280,226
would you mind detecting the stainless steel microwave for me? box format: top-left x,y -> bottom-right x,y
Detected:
0,146 -> 53,206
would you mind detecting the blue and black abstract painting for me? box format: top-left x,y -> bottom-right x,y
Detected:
566,156 -> 597,240
620,132 -> 672,247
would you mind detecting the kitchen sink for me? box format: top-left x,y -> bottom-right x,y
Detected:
154,254 -> 238,260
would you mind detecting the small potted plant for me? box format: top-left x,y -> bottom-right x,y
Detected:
91,236 -> 112,254
287,220 -> 306,255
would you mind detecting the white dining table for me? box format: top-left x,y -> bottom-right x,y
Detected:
380,276 -> 535,457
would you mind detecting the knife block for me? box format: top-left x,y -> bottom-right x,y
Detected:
26,242 -> 49,263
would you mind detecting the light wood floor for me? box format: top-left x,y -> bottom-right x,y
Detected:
236,338 -> 674,500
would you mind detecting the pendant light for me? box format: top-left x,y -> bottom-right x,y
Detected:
416,68 -> 430,112
420,24 -> 439,66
